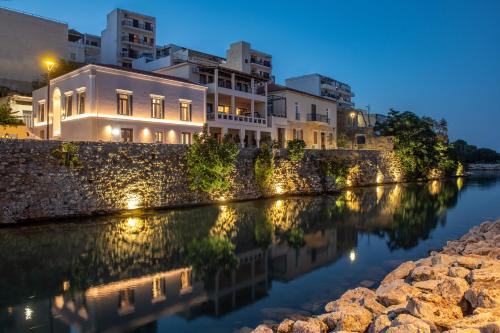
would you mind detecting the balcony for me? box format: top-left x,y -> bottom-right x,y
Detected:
250,58 -> 272,68
121,36 -> 154,47
207,111 -> 267,126
122,20 -> 154,32
307,113 -> 330,124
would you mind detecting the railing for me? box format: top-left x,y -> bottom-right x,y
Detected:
121,36 -> 154,47
207,112 -> 267,125
122,20 -> 154,31
250,58 -> 272,68
307,113 -> 330,124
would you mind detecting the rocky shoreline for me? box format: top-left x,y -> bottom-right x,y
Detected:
251,220 -> 500,333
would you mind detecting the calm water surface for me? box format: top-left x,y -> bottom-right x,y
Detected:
1,173 -> 500,333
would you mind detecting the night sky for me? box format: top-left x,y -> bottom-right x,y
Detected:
4,0 -> 500,149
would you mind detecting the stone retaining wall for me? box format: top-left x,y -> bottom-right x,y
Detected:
0,139 -> 403,223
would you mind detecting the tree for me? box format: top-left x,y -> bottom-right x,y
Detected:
0,104 -> 24,126
452,139 -> 499,164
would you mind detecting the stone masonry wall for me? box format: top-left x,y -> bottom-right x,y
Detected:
0,139 -> 403,223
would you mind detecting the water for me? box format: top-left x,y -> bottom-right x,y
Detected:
1,173 -> 500,333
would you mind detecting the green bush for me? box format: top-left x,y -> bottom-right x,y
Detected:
186,127 -> 239,194
185,236 -> 238,279
320,157 -> 350,186
287,139 -> 306,162
254,143 -> 274,192
51,142 -> 81,169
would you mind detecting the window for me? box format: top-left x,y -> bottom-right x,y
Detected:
145,22 -> 152,31
206,103 -> 214,114
181,132 -> 191,145
121,128 -> 133,142
295,102 -> 300,120
356,135 -> 366,145
328,133 -> 333,145
118,289 -> 135,314
311,104 -> 317,114
117,93 -> 133,116
152,277 -> 166,302
154,131 -> 164,143
218,105 -> 230,113
313,131 -> 318,145
151,97 -> 164,118
199,74 -> 207,84
38,103 -> 45,122
236,107 -> 248,115
65,94 -> 73,117
180,102 -> 191,121
77,91 -> 85,114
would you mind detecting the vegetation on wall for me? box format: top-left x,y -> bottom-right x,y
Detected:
186,127 -> 239,195
51,142 -> 81,169
0,104 -> 24,126
254,143 -> 275,192
320,157 -> 350,186
287,139 -> 306,163
375,109 -> 457,179
452,139 -> 499,164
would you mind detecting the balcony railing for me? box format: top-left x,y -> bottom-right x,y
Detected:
250,58 -> 272,68
122,20 -> 154,32
307,113 -> 330,124
121,36 -> 154,47
207,111 -> 267,125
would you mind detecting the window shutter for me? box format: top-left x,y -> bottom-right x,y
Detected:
129,95 -> 133,116
150,98 -> 153,118
161,99 -> 165,118
179,102 -> 182,120
116,94 -> 120,114
189,104 -> 192,121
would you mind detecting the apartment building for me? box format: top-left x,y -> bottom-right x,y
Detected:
30,64 -> 206,143
68,29 -> 101,63
267,84 -> 337,149
101,9 -> 156,68
285,74 -> 354,109
225,41 -> 273,82
0,7 -> 69,93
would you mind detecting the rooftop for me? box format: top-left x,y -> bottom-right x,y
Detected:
268,83 -> 338,103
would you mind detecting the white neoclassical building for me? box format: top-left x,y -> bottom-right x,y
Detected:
31,64 -> 206,144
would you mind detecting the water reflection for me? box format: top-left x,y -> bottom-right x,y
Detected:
0,177 -> 475,333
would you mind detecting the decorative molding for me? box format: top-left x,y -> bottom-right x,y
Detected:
178,98 -> 192,103
76,87 -> 87,93
116,89 -> 133,95
149,94 -> 165,99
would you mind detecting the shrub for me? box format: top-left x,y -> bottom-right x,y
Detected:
320,157 -> 350,186
51,142 -> 81,169
254,143 -> 274,192
287,139 -> 306,163
186,127 -> 239,194
185,236 -> 238,279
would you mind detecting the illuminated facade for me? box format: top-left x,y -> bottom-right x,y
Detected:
30,64 -> 206,143
267,84 -> 337,149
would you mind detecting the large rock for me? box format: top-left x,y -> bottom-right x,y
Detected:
318,304 -> 372,332
448,307 -> 500,332
278,319 -> 295,333
325,287 -> 385,316
406,294 -> 463,329
410,265 -> 449,282
252,325 -> 274,333
392,314 -> 437,333
376,279 -> 420,306
368,314 -> 391,333
292,318 -> 328,333
381,261 -> 416,285
448,266 -> 470,279
435,277 -> 470,305
464,286 -> 500,309
385,324 -> 424,333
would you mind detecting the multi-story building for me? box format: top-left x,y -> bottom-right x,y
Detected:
0,94 -> 33,127
68,29 -> 101,64
101,9 -> 156,68
0,7 -> 69,93
30,64 -> 206,143
267,84 -> 337,149
225,41 -> 273,82
285,73 -> 354,109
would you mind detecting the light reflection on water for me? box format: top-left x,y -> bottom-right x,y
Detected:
1,174 -> 500,333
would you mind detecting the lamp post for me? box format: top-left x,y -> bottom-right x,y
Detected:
44,60 -> 56,140
349,111 -> 357,149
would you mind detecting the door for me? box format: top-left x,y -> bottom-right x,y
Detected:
321,132 -> 326,150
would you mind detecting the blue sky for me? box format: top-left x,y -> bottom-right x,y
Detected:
4,0 -> 500,149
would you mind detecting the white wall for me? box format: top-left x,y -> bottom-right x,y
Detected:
285,75 -> 321,96
100,9 -> 118,65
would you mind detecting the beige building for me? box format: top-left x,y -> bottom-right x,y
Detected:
0,94 -> 33,127
225,41 -> 273,82
0,7 -> 69,93
101,8 -> 156,68
30,64 -> 206,143
268,84 -> 337,149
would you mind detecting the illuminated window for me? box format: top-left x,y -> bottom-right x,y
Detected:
181,132 -> 191,145
236,107 -> 248,115
38,102 -> 45,122
180,102 -> 191,121
154,131 -> 164,143
118,289 -> 135,315
151,97 -> 164,118
117,93 -> 132,116
77,91 -> 85,114
217,105 -> 230,113
295,102 -> 300,120
65,94 -> 73,117
180,270 -> 193,294
121,128 -> 133,143
313,131 -> 318,145
152,277 -> 166,302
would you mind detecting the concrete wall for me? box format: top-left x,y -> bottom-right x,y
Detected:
0,8 -> 69,92
0,139 -> 403,223
285,74 -> 321,96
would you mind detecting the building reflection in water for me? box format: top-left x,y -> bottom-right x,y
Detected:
0,179 -> 464,333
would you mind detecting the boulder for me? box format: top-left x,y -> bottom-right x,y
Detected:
325,287 -> 385,316
385,324 -> 423,333
431,254 -> 455,267
413,280 -> 442,292
448,307 -> 500,332
318,304 -> 372,332
278,319 -> 295,333
392,313 -> 437,333
410,265 -> 449,282
381,261 -> 416,285
292,319 -> 326,333
464,286 -> 500,309
368,314 -> 391,333
435,277 -> 470,304
252,325 -> 274,333
376,279 -> 420,306
406,294 -> 463,329
448,266 -> 470,279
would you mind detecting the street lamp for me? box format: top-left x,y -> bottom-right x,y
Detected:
44,59 -> 56,140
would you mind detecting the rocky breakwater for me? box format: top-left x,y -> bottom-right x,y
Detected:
252,220 -> 500,333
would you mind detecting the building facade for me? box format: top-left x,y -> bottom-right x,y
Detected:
267,84 -> 337,149
0,7 -> 69,93
225,41 -> 273,82
30,64 -> 206,143
285,73 -> 354,109
68,29 -> 101,64
101,9 -> 156,68
0,94 -> 33,127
